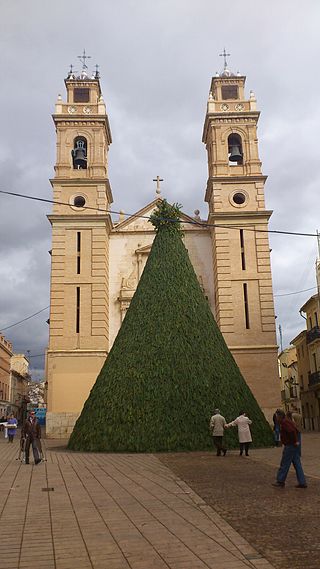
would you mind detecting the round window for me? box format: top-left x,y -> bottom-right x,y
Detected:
74,195 -> 86,208
232,192 -> 246,205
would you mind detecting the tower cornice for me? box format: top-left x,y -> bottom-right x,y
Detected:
202,111 -> 260,143
47,213 -> 113,232
207,210 -> 273,221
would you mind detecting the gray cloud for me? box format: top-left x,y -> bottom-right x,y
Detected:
1,0 -> 320,376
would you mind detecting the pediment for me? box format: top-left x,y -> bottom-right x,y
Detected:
113,198 -> 161,232
113,197 -> 207,233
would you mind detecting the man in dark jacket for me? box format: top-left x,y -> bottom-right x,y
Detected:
272,409 -> 307,488
22,411 -> 42,465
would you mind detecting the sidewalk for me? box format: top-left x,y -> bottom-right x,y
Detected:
160,432 -> 320,569
0,436 -> 276,569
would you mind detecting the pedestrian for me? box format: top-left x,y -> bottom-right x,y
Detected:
272,409 -> 307,488
291,409 -> 303,457
209,408 -> 227,456
4,414 -> 8,439
272,410 -> 281,447
226,411 -> 252,456
21,411 -> 42,465
7,413 -> 17,443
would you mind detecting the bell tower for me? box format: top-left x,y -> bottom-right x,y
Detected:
46,55 -> 113,437
202,54 -> 280,419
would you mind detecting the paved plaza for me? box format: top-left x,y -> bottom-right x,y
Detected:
0,433 -> 319,569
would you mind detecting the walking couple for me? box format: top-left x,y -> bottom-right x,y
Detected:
209,409 -> 252,457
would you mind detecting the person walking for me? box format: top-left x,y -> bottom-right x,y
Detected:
21,411 -> 42,465
209,409 -> 227,456
226,411 -> 252,456
272,410 -> 281,447
291,409 -> 303,457
7,413 -> 17,443
272,409 -> 307,489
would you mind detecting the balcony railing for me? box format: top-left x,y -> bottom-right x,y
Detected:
308,370 -> 320,387
306,326 -> 320,344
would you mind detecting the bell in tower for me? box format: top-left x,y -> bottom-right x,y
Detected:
72,137 -> 87,169
228,134 -> 243,164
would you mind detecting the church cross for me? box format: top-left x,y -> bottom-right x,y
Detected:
219,48 -> 230,70
78,49 -> 91,70
153,175 -> 163,195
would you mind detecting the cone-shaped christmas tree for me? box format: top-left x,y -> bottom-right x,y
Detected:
68,201 -> 273,452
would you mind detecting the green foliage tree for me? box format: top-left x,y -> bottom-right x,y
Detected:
68,200 -> 273,452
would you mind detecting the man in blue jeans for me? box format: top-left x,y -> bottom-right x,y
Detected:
272,409 -> 307,489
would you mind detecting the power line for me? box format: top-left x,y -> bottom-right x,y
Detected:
28,353 -> 46,359
274,286 -> 317,298
0,189 -> 318,238
0,283 -> 317,335
1,306 -> 49,331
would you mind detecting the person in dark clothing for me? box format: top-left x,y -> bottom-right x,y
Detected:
272,410 -> 281,447
21,411 -> 42,465
272,409 -> 307,488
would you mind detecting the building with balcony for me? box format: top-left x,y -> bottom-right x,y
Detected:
278,345 -> 301,413
291,294 -> 320,430
0,334 -> 13,417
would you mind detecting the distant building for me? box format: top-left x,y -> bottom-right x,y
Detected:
9,354 -> 30,423
292,294 -> 320,430
0,334 -> 13,417
278,346 -> 301,413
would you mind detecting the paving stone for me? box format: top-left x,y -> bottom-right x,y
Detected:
5,434 -> 312,569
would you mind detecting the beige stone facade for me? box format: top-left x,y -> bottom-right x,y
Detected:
278,346 -> 300,412
9,354 -> 30,422
0,334 -> 13,416
292,295 -> 320,430
46,65 -> 280,437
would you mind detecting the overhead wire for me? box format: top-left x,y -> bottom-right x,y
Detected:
274,286 -> 316,298
0,189 -> 318,237
1,306 -> 49,331
0,190 -> 317,337
0,287 -> 316,333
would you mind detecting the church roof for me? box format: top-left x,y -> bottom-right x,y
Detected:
113,198 -> 207,233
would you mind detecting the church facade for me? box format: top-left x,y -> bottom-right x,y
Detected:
46,61 -> 280,438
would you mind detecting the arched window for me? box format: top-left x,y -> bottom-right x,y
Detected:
228,133 -> 243,165
72,137 -> 87,169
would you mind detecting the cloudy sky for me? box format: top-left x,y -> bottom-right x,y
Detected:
1,0 -> 320,379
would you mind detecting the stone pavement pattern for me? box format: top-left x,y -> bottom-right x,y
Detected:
160,433 -> 320,569
0,436 -> 274,569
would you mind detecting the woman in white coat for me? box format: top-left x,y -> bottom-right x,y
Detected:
226,411 -> 252,456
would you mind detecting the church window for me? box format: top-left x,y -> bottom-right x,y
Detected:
228,133 -> 243,165
76,287 -> 80,333
233,192 -> 246,205
74,88 -> 90,103
243,283 -> 250,329
72,137 -> 87,170
74,196 -> 86,208
221,85 -> 238,100
77,232 -> 81,274
240,229 -> 246,270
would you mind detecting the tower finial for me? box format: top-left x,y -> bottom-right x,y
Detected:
153,175 -> 163,195
67,64 -> 74,79
219,48 -> 231,71
78,49 -> 91,71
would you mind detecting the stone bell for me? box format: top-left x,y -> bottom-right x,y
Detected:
72,140 -> 87,169
228,144 -> 242,162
